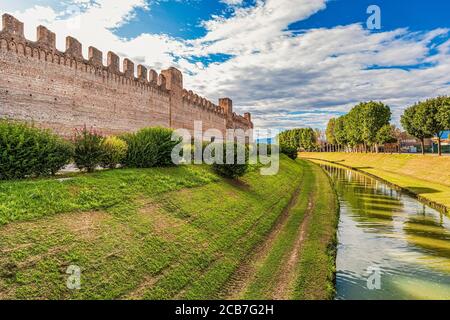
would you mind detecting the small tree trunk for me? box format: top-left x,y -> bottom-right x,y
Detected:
438,137 -> 442,156
421,139 -> 425,155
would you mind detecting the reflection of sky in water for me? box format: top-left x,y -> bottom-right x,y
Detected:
321,165 -> 450,300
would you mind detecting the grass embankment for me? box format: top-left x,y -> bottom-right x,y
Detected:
300,152 -> 450,213
225,160 -> 338,300
0,156 -> 338,300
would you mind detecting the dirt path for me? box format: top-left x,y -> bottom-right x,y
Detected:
221,178 -> 304,300
271,193 -> 315,300
221,162 -> 326,300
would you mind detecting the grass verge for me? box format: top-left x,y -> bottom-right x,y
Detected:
291,161 -> 339,300
0,156 -> 303,299
223,160 -> 339,300
0,157 -> 339,300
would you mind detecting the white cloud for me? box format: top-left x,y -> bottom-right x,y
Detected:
220,0 -> 244,6
2,0 -> 450,131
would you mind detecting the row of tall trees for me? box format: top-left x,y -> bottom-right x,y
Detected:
325,97 -> 450,156
326,101 -> 393,153
278,128 -> 318,152
400,96 -> 450,156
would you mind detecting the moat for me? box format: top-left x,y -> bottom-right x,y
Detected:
320,164 -> 450,300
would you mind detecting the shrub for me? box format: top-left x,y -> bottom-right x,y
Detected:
73,126 -> 104,173
100,136 -> 128,169
0,120 -> 74,180
122,127 -> 181,168
40,136 -> 75,175
211,142 -> 249,179
280,143 -> 298,160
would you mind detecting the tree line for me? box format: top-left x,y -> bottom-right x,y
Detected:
278,128 -> 318,152
278,96 -> 450,156
400,96 -> 450,156
325,97 -> 450,156
326,101 -> 393,153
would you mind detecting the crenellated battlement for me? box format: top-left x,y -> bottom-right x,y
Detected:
0,14 -> 253,137
2,14 -> 24,38
182,89 -> 225,116
0,16 -> 171,94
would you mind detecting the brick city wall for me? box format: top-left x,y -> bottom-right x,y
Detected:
0,14 -> 253,138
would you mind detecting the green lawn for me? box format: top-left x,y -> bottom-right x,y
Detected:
0,156 -> 338,300
300,152 -> 450,213
228,160 -> 338,300
292,162 -> 339,300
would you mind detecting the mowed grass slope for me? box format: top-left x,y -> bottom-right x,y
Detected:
0,156 -> 336,299
225,161 -> 338,300
300,152 -> 450,212
292,162 -> 338,300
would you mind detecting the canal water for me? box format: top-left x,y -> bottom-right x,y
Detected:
320,164 -> 450,300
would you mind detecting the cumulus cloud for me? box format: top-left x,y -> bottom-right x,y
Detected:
7,0 -> 179,68
220,0 -> 244,6
2,0 -> 450,131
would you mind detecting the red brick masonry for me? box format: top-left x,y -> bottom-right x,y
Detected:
0,14 -> 253,137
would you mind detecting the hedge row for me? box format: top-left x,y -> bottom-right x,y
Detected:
0,121 -> 73,180
0,121 -> 253,180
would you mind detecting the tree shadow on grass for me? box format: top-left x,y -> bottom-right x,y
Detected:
406,187 -> 440,194
224,178 -> 251,192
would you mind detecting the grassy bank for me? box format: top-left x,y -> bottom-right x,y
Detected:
300,152 -> 450,213
0,156 -> 338,300
292,162 -> 339,299
224,161 -> 339,300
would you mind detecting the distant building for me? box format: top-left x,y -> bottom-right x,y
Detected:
431,131 -> 450,153
397,132 -> 433,153
432,131 -> 450,144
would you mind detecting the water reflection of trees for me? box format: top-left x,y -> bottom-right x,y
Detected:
403,205 -> 450,259
322,164 -> 450,261
322,165 -> 402,232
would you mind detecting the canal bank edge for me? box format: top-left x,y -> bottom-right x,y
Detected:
304,157 -> 449,215
291,160 -> 340,300
318,161 -> 340,299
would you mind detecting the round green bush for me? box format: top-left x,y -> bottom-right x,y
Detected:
100,136 -> 128,169
122,127 -> 181,168
73,126 -> 104,173
211,142 -> 249,179
0,120 -> 74,180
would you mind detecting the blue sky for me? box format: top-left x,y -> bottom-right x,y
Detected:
292,0 -> 450,31
1,0 -> 449,131
116,0 -> 450,39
